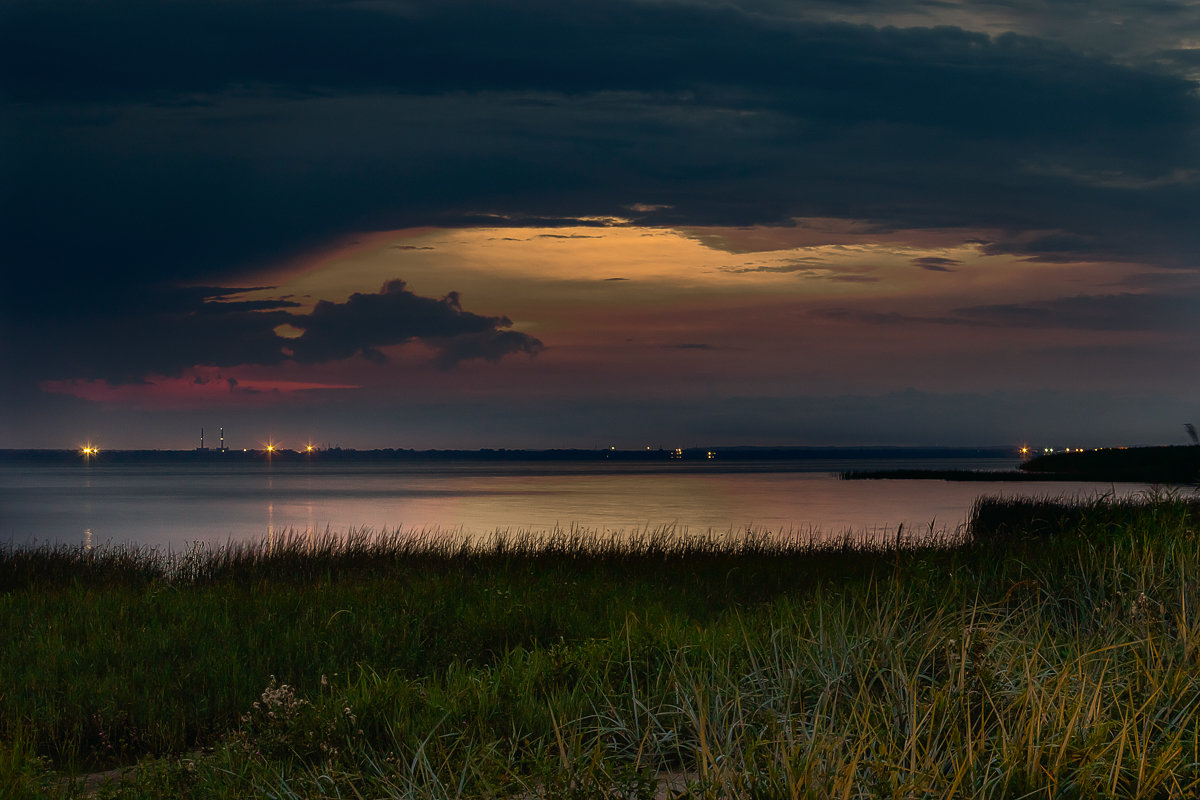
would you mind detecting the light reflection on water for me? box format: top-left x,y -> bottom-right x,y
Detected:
0,458 -> 1156,549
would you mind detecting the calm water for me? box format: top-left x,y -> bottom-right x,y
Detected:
0,457 -> 1153,549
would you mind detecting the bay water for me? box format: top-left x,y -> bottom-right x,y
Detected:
0,454 -> 1158,549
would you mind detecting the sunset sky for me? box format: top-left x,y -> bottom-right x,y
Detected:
4,0 -> 1200,449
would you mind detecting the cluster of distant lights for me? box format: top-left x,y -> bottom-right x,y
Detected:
1020,446 -> 1090,456
80,441 -> 318,455
263,442 -> 316,453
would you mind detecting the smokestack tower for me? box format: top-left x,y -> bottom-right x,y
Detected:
220,427 -> 225,452
199,427 -> 206,451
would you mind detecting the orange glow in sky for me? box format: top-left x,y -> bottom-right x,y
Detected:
42,221 -> 1167,415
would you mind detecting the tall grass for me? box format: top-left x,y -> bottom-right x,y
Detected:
4,496 -> 1200,798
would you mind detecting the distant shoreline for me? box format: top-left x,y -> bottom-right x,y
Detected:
844,445 -> 1200,484
0,445 -> 1018,465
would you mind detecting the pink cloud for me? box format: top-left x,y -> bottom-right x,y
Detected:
40,367 -> 359,409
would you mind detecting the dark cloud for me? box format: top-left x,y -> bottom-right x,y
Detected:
912,256 -> 961,271
9,281 -> 540,385
5,0 -> 1198,308
976,231 -> 1102,263
288,280 -> 542,366
5,1 -> 1193,144
746,0 -> 1200,67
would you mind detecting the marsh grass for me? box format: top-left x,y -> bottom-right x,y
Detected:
3,496 -> 1200,798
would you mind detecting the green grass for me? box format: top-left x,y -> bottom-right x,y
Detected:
3,495 -> 1200,798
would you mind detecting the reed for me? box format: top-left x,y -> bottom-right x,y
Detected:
3,495 -> 1199,798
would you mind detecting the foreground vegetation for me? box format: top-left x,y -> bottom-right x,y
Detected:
3,494 -> 1200,798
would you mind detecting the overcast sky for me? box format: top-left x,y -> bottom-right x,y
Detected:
4,0 -> 1200,450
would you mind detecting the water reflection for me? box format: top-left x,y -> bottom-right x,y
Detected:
265,499 -> 319,546
83,470 -> 93,547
